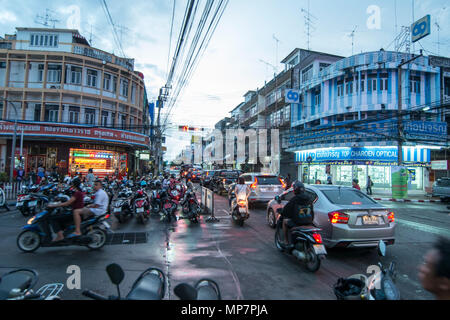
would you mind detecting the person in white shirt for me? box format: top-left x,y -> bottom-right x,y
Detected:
69,180 -> 109,238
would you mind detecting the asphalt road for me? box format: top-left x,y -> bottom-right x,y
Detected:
0,191 -> 448,300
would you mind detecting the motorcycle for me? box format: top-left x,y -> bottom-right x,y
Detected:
0,268 -> 63,300
133,189 -> 150,224
274,208 -> 327,273
180,188 -> 200,223
333,240 -> 400,300
16,196 -> 110,253
83,263 -> 165,300
16,185 -> 47,217
229,192 -> 249,227
160,190 -> 178,223
112,188 -> 133,223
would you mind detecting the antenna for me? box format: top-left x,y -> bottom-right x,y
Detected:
348,25 -> 358,56
35,9 -> 60,28
272,34 -> 281,73
301,0 -> 317,50
259,59 -> 277,81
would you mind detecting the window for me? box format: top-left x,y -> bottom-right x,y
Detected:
361,76 -> 365,92
34,104 -> 41,121
322,189 -> 377,205
131,84 -> 136,103
85,109 -> 95,125
102,111 -> 108,127
380,77 -> 388,91
301,64 -> 313,83
103,73 -> 111,91
38,64 -> 44,82
337,81 -> 344,97
0,103 -> 3,120
113,76 -> 118,93
70,66 -> 82,84
255,176 -> 282,185
346,81 -> 353,95
120,79 -> 129,97
47,65 -> 62,83
315,93 -> 321,106
69,106 -> 80,124
87,69 -> 98,87
410,76 -> 421,94
0,61 -> 5,68
44,105 -> 59,122
30,34 -> 58,47
120,114 -> 127,129
368,77 -> 377,92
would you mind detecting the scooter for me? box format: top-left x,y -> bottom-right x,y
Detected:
83,263 -> 165,300
274,208 -> 327,273
133,189 -> 150,224
0,268 -> 63,300
113,188 -> 133,223
229,193 -> 249,227
16,186 -> 48,217
180,189 -> 200,223
160,190 -> 178,223
16,198 -> 110,253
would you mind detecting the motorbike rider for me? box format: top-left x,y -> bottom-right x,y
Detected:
281,181 -> 315,250
70,180 -> 109,238
47,177 -> 85,242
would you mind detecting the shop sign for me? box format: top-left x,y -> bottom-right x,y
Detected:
79,144 -> 126,153
0,121 -> 149,148
296,147 -> 399,162
431,160 -> 449,170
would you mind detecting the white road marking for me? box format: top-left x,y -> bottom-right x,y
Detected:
396,218 -> 450,237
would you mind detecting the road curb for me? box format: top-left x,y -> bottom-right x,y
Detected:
373,198 -> 439,203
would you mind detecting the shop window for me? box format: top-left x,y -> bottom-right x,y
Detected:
45,105 -> 59,122
34,104 -> 41,121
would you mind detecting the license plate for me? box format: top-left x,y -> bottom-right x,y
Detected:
29,201 -> 37,207
363,215 -> 379,225
136,207 -> 144,213
114,208 -> 121,212
16,202 -> 23,207
313,244 -> 327,255
239,207 -> 247,213
260,188 -> 267,192
102,221 -> 110,229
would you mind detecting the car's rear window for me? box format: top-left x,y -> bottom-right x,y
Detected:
256,176 -> 281,185
220,171 -> 239,178
322,189 -> 377,205
436,179 -> 450,187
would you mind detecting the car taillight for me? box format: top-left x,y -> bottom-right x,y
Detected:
250,178 -> 258,190
328,211 -> 349,224
313,233 -> 323,244
387,212 -> 395,223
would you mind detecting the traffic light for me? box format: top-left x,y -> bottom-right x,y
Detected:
178,126 -> 204,132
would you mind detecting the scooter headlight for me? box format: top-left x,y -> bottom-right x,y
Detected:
27,217 -> 36,225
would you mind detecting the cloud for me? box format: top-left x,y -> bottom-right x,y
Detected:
0,11 -> 17,23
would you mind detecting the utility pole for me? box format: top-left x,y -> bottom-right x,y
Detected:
397,50 -> 423,166
2,99 -> 19,183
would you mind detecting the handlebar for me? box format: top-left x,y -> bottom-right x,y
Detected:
82,290 -> 109,300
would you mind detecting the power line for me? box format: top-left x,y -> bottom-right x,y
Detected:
99,0 -> 127,58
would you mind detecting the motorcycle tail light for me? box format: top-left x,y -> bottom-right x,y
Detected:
238,200 -> 247,206
105,214 -> 110,219
280,178 -> 286,189
313,233 -> 323,244
387,212 -> 395,223
328,212 -> 349,224
136,200 -> 145,207
189,199 -> 195,204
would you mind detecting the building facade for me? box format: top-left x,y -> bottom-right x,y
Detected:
0,27 -> 151,178
287,50 -> 449,192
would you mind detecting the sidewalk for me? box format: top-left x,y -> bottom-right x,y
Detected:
369,188 -> 441,203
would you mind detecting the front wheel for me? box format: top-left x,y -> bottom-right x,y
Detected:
274,227 -> 285,252
86,228 -> 107,250
17,230 -> 41,253
20,207 -> 31,217
267,209 -> 276,228
305,243 -> 321,273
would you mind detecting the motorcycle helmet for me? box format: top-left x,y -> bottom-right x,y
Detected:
140,180 -> 147,187
72,177 -> 82,189
292,181 -> 305,195
186,181 -> 194,190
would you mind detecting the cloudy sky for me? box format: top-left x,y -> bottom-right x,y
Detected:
1,0 -> 449,160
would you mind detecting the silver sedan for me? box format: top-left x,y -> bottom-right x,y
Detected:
266,185 -> 396,249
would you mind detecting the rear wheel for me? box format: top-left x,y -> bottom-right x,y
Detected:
305,243 -> 321,272
86,228 -> 107,250
17,230 -> 41,253
274,227 -> 284,252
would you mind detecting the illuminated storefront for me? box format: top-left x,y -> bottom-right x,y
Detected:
69,148 -> 128,178
296,146 -> 433,191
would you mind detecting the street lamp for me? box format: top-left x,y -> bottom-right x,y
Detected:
1,98 -> 19,183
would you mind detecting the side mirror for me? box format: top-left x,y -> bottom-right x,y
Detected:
377,240 -> 386,257
106,263 -> 125,285
275,196 -> 281,204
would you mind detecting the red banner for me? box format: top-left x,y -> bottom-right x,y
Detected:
0,121 -> 149,147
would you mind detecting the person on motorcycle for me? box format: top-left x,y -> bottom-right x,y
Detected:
230,177 -> 251,209
47,177 -> 85,242
281,181 -> 314,250
70,180 -> 109,238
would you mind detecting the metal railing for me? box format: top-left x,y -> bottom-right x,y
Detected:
2,182 -> 25,200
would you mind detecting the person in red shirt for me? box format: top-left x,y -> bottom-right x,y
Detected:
48,178 -> 85,242
352,179 -> 361,190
